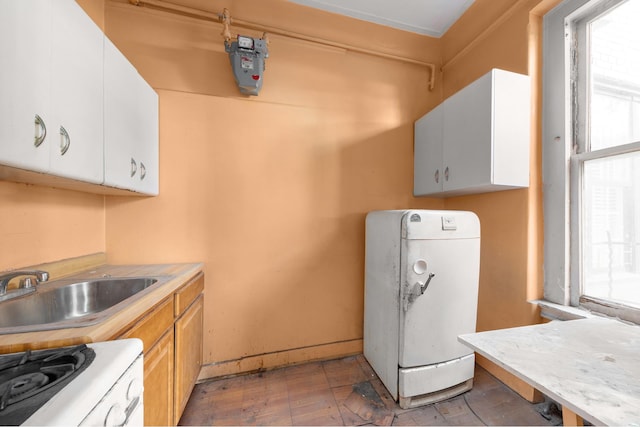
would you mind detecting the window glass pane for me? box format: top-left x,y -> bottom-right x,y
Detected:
589,0 -> 640,150
582,151 -> 640,308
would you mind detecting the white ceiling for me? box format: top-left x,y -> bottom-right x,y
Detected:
287,0 -> 476,38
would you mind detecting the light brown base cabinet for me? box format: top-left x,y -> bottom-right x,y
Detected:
115,272 -> 204,426
144,329 -> 175,425
174,294 -> 204,421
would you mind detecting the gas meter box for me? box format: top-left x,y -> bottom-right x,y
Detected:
225,35 -> 269,96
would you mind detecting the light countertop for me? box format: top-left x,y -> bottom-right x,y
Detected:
0,257 -> 203,353
459,317 -> 640,426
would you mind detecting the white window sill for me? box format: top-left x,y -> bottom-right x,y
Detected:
529,299 -> 596,321
531,299 -> 640,325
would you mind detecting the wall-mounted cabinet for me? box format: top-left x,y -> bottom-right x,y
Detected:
50,0 -> 105,183
104,39 -> 159,195
0,0 -> 158,196
414,68 -> 530,197
0,0 -> 103,183
0,0 -> 52,174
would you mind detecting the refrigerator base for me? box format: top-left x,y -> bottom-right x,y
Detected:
399,378 -> 473,409
398,353 -> 475,408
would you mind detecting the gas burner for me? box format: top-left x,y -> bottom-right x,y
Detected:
1,372 -> 50,406
0,345 -> 95,425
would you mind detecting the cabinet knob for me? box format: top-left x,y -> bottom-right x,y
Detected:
105,403 -> 126,427
139,162 -> 146,180
444,166 -> 449,181
34,114 -> 47,147
434,169 -> 439,184
59,126 -> 70,155
127,378 -> 144,401
130,158 -> 137,177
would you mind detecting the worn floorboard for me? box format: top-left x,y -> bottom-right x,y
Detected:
179,355 -> 557,426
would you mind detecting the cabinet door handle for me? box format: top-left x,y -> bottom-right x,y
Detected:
59,126 -> 70,155
130,158 -> 137,177
139,162 -> 146,180
444,166 -> 449,181
434,169 -> 440,184
34,114 -> 47,147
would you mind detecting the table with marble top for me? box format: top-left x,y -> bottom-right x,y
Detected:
459,317 -> 640,426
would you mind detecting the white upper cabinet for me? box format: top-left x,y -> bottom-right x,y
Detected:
0,0 -> 103,184
414,104 -> 443,196
104,39 -> 159,195
414,69 -> 531,197
135,81 -> 159,195
0,0 -> 158,195
0,0 -> 52,173
49,0 -> 104,184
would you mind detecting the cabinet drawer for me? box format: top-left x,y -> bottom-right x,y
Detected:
120,297 -> 173,352
174,273 -> 204,317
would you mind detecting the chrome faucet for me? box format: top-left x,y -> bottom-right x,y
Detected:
0,270 -> 49,300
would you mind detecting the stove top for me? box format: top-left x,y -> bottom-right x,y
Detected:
0,345 -> 95,425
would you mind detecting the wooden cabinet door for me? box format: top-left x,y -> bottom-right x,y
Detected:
144,329 -> 175,427
0,0 -> 51,173
118,297 -> 174,426
174,295 -> 204,424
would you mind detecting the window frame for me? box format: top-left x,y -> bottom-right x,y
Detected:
542,0 -> 640,321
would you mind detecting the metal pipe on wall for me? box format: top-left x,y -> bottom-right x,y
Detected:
127,0 -> 437,90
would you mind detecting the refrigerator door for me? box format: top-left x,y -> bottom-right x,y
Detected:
398,234 -> 480,368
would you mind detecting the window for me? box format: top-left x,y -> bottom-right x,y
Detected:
543,0 -> 640,319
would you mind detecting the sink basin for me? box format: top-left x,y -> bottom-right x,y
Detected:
0,277 -> 162,333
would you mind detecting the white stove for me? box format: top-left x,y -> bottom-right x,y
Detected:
0,339 -> 143,426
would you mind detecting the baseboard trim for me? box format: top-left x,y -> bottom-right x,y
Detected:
197,338 -> 363,381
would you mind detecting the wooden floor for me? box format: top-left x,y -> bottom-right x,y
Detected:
179,355 -> 559,426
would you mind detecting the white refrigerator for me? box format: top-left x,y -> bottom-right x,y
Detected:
364,210 -> 480,409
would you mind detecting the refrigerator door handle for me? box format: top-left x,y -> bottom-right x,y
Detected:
419,273 -> 435,295
405,273 -> 436,311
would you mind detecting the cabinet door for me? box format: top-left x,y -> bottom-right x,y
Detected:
104,38 -> 159,195
492,70 -> 530,187
174,296 -> 203,424
0,0 -> 52,172
135,80 -> 159,195
104,38 -> 140,191
442,72 -> 493,192
413,105 -> 443,196
144,329 -> 175,427
49,0 -> 104,184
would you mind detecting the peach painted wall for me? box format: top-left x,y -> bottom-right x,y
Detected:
440,0 -> 549,333
0,1 -> 106,273
0,182 -> 105,271
439,0 -> 562,400
102,0 -> 443,374
0,0 -> 562,382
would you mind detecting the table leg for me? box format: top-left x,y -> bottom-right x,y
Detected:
562,407 -> 583,426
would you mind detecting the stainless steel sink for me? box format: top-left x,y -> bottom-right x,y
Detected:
0,277 -> 164,333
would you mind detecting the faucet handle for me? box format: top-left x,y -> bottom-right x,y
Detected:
0,269 -> 50,295
23,270 -> 49,288
20,277 -> 36,289
35,270 -> 49,282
